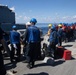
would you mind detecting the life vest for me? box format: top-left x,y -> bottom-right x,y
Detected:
62,26 -> 66,31
72,25 -> 75,30
26,26 -> 40,43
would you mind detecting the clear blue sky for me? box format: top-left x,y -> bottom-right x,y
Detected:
0,0 -> 76,23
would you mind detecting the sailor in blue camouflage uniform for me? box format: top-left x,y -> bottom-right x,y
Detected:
48,25 -> 58,60
57,24 -> 63,46
24,18 -> 41,69
10,25 -> 21,62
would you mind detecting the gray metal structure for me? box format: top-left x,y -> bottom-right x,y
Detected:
0,5 -> 15,24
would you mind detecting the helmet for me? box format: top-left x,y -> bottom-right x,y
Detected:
58,24 -> 62,27
12,25 -> 17,29
30,18 -> 37,23
48,24 -> 52,27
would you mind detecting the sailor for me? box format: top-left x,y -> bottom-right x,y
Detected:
0,26 -> 6,75
9,25 -> 21,62
22,22 -> 31,62
48,25 -> 58,59
57,24 -> 63,46
24,18 -> 41,69
47,24 -> 52,36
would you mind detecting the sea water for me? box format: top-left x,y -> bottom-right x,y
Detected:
1,23 -> 49,35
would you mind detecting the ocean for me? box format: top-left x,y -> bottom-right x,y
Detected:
36,23 -> 49,35
16,23 -> 49,35
1,23 -> 49,35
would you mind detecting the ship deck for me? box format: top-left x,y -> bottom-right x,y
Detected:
4,35 -> 76,75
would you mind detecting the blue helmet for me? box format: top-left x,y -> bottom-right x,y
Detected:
12,25 -> 17,29
30,18 -> 37,23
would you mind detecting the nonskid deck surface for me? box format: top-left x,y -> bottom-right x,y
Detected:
4,35 -> 76,75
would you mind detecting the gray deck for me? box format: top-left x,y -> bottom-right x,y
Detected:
4,36 -> 76,75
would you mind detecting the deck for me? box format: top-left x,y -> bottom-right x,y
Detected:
4,35 -> 76,75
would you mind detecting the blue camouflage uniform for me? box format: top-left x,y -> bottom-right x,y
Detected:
25,25 -> 41,68
10,26 -> 21,62
48,26 -> 58,59
57,28 -> 63,46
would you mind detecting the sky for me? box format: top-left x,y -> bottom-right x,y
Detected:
0,0 -> 76,23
